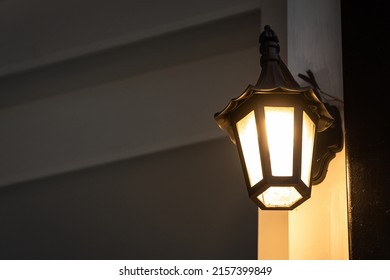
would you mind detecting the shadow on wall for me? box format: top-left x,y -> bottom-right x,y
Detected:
0,11 -> 260,110
0,137 -> 257,260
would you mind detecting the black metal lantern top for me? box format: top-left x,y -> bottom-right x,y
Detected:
257,25 -> 299,89
215,25 -> 334,144
214,25 -> 343,210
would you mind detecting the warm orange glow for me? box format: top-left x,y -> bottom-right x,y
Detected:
301,111 -> 316,187
265,107 -> 294,176
236,111 -> 263,187
258,186 -> 302,208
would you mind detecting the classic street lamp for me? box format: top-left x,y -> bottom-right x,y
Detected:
214,25 -> 343,210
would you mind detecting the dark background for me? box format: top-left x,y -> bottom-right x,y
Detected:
341,0 -> 390,259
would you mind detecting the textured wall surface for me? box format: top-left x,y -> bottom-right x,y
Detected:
0,138 -> 257,259
0,4 -> 260,259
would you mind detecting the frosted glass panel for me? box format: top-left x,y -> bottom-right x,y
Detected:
301,112 -> 316,187
265,107 -> 294,176
257,186 -> 302,208
236,111 -> 263,187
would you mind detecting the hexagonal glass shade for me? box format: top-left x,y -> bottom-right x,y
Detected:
257,186 -> 303,208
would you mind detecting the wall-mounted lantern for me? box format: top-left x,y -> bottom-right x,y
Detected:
214,25 -> 343,210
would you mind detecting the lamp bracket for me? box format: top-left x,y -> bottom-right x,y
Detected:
311,99 -> 343,185
298,70 -> 322,100
298,70 -> 344,184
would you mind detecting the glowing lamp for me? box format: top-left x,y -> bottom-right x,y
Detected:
214,25 -> 342,210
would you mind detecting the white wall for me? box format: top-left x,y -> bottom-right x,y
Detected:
287,0 -> 348,260
258,0 -> 349,260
